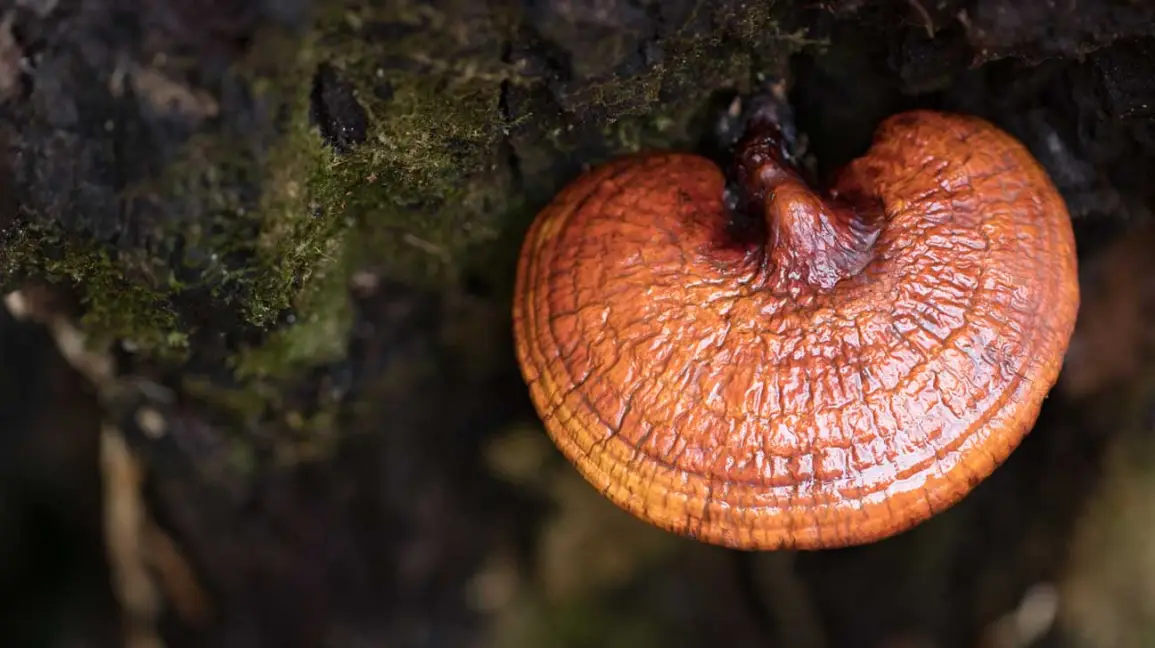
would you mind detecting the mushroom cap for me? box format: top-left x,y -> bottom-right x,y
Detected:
512,110 -> 1079,550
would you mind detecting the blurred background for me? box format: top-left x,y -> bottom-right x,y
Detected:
2,1 -> 1155,647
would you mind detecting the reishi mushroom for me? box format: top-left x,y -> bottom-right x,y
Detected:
512,108 -> 1079,550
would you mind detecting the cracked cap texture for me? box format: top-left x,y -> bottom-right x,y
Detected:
512,110 -> 1079,550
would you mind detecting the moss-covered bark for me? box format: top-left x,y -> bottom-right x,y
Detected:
0,0 -> 802,385
0,0 -> 821,444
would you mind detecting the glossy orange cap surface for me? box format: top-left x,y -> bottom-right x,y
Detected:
512,110 -> 1079,550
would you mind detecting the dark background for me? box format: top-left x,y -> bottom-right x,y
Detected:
2,1 -> 1155,647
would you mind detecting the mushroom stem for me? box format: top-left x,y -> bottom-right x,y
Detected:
733,120 -> 880,294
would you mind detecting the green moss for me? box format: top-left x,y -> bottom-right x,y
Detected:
167,27 -> 344,332
307,2 -> 514,286
231,238 -> 352,380
305,77 -> 509,286
0,226 -> 187,358
0,19 -> 367,372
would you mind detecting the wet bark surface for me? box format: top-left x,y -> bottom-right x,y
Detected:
3,1 -> 1155,647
